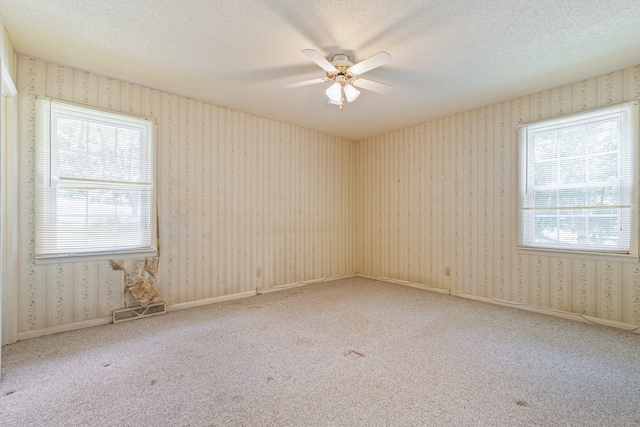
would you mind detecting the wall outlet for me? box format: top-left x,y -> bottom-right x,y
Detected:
444,267 -> 451,276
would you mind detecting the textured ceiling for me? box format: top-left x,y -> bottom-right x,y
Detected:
2,0 -> 640,140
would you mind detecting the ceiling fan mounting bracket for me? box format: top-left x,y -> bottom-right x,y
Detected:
330,54 -> 353,67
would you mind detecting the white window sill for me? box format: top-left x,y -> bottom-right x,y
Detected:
517,246 -> 639,263
35,248 -> 157,265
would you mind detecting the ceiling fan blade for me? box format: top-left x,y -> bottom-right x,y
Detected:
348,51 -> 392,75
302,49 -> 338,73
284,78 -> 328,88
353,78 -> 393,94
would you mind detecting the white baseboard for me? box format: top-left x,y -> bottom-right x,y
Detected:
450,290 -> 640,333
169,274 -> 358,307
357,274 -> 640,333
166,291 -> 257,312
581,315 -> 640,331
357,273 -> 450,294
262,273 -> 358,294
17,317 -> 112,341
12,273 -> 358,342
14,294 -> 259,342
16,273 -> 636,341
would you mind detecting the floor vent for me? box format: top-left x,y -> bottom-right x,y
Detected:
112,302 -> 166,323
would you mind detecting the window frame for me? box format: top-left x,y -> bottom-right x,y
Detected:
35,97 -> 157,264
517,101 -> 639,260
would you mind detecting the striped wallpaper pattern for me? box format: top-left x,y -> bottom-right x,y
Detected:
356,65 -> 640,327
15,55 -> 356,334
8,54 -> 640,338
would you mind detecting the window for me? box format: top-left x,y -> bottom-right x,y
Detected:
518,102 -> 638,254
35,98 -> 156,263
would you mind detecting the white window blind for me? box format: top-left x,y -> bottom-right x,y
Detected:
36,98 -> 156,263
518,101 -> 638,253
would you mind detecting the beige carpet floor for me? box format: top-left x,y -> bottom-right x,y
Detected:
1,277 -> 640,426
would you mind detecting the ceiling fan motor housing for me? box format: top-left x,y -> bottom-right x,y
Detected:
327,54 -> 355,83
331,54 -> 353,67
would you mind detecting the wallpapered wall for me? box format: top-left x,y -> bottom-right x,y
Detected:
6,53 -> 640,342
11,55 -> 356,339
356,64 -> 640,327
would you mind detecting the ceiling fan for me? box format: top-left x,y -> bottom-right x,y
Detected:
284,49 -> 392,108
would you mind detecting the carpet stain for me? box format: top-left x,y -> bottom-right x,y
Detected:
102,363 -> 111,367
151,380 -> 157,385
344,350 -> 365,359
4,390 -> 16,396
516,400 -> 528,407
266,376 -> 274,382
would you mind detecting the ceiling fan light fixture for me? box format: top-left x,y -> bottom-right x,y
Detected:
344,83 -> 360,102
286,49 -> 393,109
326,82 -> 342,103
